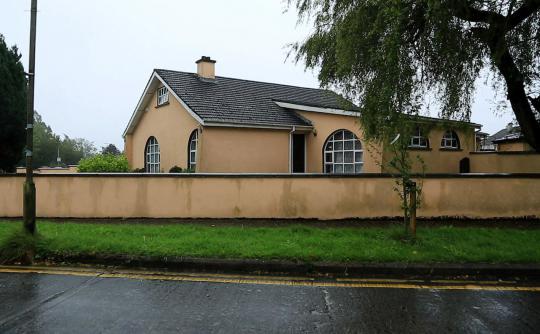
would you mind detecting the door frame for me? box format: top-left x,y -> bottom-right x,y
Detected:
289,131 -> 307,173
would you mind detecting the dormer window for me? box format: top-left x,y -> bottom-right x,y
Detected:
157,86 -> 169,106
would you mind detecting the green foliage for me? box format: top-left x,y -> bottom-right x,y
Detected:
289,0 -> 540,149
0,34 -> 26,173
0,227 -> 42,264
78,154 -> 129,173
168,166 -> 195,173
387,134 -> 425,206
32,112 -> 59,167
101,143 -> 121,155
1,221 -> 539,263
169,165 -> 183,173
289,0 -> 540,229
30,112 -> 96,168
61,136 -> 96,165
0,36 -> 92,171
369,126 -> 426,236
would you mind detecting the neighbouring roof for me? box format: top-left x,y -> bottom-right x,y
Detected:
489,125 -> 524,144
155,69 -> 356,128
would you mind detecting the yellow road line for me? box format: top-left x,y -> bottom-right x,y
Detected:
0,266 -> 315,282
336,277 -> 517,285
0,266 -> 539,292
0,267 -> 99,278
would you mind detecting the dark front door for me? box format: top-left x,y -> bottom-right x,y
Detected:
459,157 -> 470,173
292,134 -> 305,173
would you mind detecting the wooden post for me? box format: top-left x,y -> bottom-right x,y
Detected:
402,180 -> 408,233
409,181 -> 417,238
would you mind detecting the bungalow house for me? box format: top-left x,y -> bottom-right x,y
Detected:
123,57 -> 478,174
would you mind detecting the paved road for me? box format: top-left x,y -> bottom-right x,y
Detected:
0,269 -> 539,333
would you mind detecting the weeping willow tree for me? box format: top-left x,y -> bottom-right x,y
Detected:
289,0 -> 540,151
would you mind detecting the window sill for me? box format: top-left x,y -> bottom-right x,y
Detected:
407,147 -> 431,151
156,102 -> 170,108
439,148 -> 462,152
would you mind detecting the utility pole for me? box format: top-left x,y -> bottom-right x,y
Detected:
23,0 -> 38,234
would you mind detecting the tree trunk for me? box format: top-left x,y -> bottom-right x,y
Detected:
486,33 -> 540,152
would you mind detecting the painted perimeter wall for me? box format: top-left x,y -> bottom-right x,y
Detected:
470,153 -> 540,173
0,175 -> 539,219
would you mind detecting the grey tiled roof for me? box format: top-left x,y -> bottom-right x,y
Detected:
155,69 -> 356,127
489,125 -> 523,143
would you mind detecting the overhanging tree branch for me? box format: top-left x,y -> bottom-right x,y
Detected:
290,0 -> 540,152
507,0 -> 540,29
486,34 -> 540,151
449,0 -> 540,30
529,96 -> 540,113
449,1 -> 505,24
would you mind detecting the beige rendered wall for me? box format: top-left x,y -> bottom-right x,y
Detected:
128,90 -> 200,172
497,141 -> 533,152
199,127 -> 290,173
1,175 -> 539,219
470,153 -> 540,173
124,134 -> 133,166
382,127 -> 475,173
296,111 -> 382,173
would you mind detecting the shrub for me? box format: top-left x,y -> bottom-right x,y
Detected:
77,154 -> 129,173
132,167 -> 145,173
169,165 -> 183,173
0,228 -> 42,265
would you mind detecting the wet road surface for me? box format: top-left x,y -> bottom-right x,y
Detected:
0,268 -> 539,333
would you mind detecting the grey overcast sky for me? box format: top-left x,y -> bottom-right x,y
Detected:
1,0 -> 514,149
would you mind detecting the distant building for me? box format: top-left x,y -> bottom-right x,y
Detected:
481,123 -> 534,152
15,165 -> 79,174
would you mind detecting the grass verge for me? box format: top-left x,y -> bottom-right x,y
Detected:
1,220 -> 539,264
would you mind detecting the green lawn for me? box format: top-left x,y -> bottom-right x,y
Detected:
1,220 -> 539,264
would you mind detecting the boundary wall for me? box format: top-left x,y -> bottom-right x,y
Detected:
0,174 -> 539,219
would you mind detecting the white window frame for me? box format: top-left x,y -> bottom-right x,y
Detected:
409,127 -> 429,148
188,130 -> 198,171
157,86 -> 169,106
323,129 -> 363,174
145,137 -> 160,173
441,131 -> 460,149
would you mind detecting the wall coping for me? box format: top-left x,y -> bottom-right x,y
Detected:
1,173 -> 540,179
470,151 -> 539,155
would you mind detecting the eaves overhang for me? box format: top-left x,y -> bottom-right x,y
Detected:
122,71 -> 204,138
274,101 -> 360,117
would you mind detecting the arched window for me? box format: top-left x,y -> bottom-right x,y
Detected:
441,130 -> 460,149
323,129 -> 363,174
187,130 -> 198,171
409,127 -> 429,148
145,136 -> 160,173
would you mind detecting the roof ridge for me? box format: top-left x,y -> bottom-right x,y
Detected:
154,68 -> 335,93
